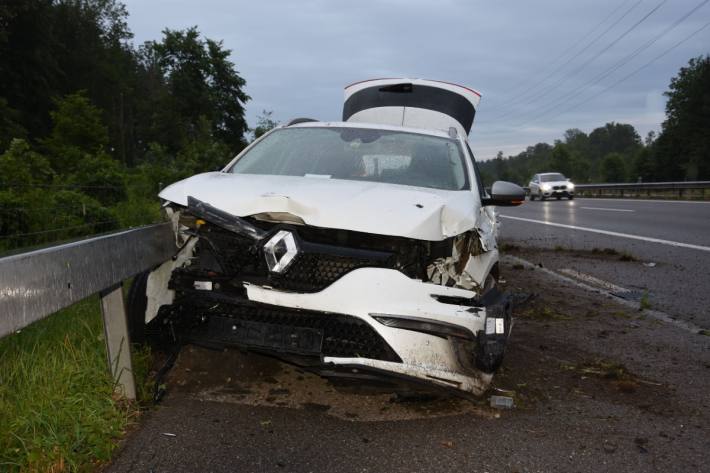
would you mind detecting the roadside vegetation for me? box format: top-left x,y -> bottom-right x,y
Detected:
0,0 -> 253,254
0,297 -> 152,472
479,56 -> 710,186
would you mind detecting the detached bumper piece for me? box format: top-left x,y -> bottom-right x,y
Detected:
160,295 -> 402,363
476,288 -> 512,373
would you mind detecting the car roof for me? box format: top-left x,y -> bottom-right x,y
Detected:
285,120 -> 454,139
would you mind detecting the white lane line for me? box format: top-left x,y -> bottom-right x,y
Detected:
558,268 -> 630,293
580,206 -> 634,212
503,255 -> 705,334
499,215 -> 710,253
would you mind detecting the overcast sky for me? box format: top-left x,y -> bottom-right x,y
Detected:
122,0 -> 709,160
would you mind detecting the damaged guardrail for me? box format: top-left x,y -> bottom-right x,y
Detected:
0,223 -> 175,399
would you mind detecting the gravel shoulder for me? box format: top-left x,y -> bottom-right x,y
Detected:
106,254 -> 710,473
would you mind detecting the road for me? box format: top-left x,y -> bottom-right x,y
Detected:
104,197 -> 710,472
106,257 -> 710,473
498,197 -> 710,328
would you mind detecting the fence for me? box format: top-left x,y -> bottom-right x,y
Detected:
0,223 -> 175,399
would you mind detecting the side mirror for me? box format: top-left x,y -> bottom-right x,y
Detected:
482,181 -> 525,207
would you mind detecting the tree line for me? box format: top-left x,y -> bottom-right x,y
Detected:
0,0 -> 251,251
478,55 -> 710,186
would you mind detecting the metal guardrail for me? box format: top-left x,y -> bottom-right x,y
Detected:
574,181 -> 710,190
0,223 -> 176,399
522,181 -> 710,198
574,181 -> 710,199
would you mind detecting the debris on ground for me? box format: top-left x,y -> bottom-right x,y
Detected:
489,395 -> 514,409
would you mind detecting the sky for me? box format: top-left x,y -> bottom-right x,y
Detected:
122,0 -> 710,160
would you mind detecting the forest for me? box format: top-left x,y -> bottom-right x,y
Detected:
1,1 -> 708,252
478,56 -> 710,187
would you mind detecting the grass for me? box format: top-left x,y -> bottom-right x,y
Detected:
0,296 -> 152,472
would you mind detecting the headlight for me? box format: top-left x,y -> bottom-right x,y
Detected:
541,184 -> 551,191
568,182 -> 575,190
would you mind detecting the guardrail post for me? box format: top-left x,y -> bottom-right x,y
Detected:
99,282 -> 137,400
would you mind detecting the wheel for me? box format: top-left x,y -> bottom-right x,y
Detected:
568,195 -> 574,200
126,270 -> 150,345
540,193 -> 546,201
529,193 -> 535,201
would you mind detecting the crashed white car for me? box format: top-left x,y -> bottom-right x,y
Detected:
133,79 -> 525,396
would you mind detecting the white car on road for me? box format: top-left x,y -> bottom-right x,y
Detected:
528,172 -> 575,200
131,78 -> 525,396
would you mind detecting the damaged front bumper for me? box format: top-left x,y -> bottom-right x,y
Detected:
148,200 -> 512,396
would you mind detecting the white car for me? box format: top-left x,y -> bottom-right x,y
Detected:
131,79 -> 525,396
528,172 -> 575,200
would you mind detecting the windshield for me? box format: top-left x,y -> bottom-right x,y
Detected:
228,127 -> 469,191
540,173 -> 566,182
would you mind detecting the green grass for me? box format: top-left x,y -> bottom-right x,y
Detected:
0,296 -> 151,472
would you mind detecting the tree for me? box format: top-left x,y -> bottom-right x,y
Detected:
143,27 -> 250,154
588,122 -> 641,161
253,110 -> 279,139
655,55 -> 710,180
548,143 -> 572,177
42,92 -> 109,172
600,153 -> 627,182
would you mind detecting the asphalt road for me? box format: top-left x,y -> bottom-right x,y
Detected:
498,198 -> 710,328
106,260 -> 710,473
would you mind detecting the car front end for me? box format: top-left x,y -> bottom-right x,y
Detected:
141,123 -> 517,396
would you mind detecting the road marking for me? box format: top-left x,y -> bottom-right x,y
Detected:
558,268 -> 630,294
503,255 -> 705,335
580,206 -> 634,212
499,215 -> 710,253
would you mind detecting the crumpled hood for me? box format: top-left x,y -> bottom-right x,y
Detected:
159,172 -> 478,241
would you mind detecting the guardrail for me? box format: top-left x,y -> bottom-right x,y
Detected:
574,181 -> 710,199
521,181 -> 710,199
0,223 -> 176,399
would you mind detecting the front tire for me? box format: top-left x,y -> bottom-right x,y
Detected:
569,195 -> 575,200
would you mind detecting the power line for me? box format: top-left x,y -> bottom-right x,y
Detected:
511,0 -> 708,126
491,0 -> 643,114
523,20 -> 710,127
497,0 -> 637,105
493,0 -> 666,120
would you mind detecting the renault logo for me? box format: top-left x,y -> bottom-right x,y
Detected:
263,230 -> 299,273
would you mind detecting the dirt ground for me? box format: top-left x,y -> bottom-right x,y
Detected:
107,252 -> 710,472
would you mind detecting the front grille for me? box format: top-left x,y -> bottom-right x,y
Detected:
183,297 -> 401,362
199,224 -> 395,292
273,252 -> 386,292
552,185 -> 567,190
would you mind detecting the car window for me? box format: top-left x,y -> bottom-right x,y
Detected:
540,173 -> 566,182
229,127 -> 469,191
